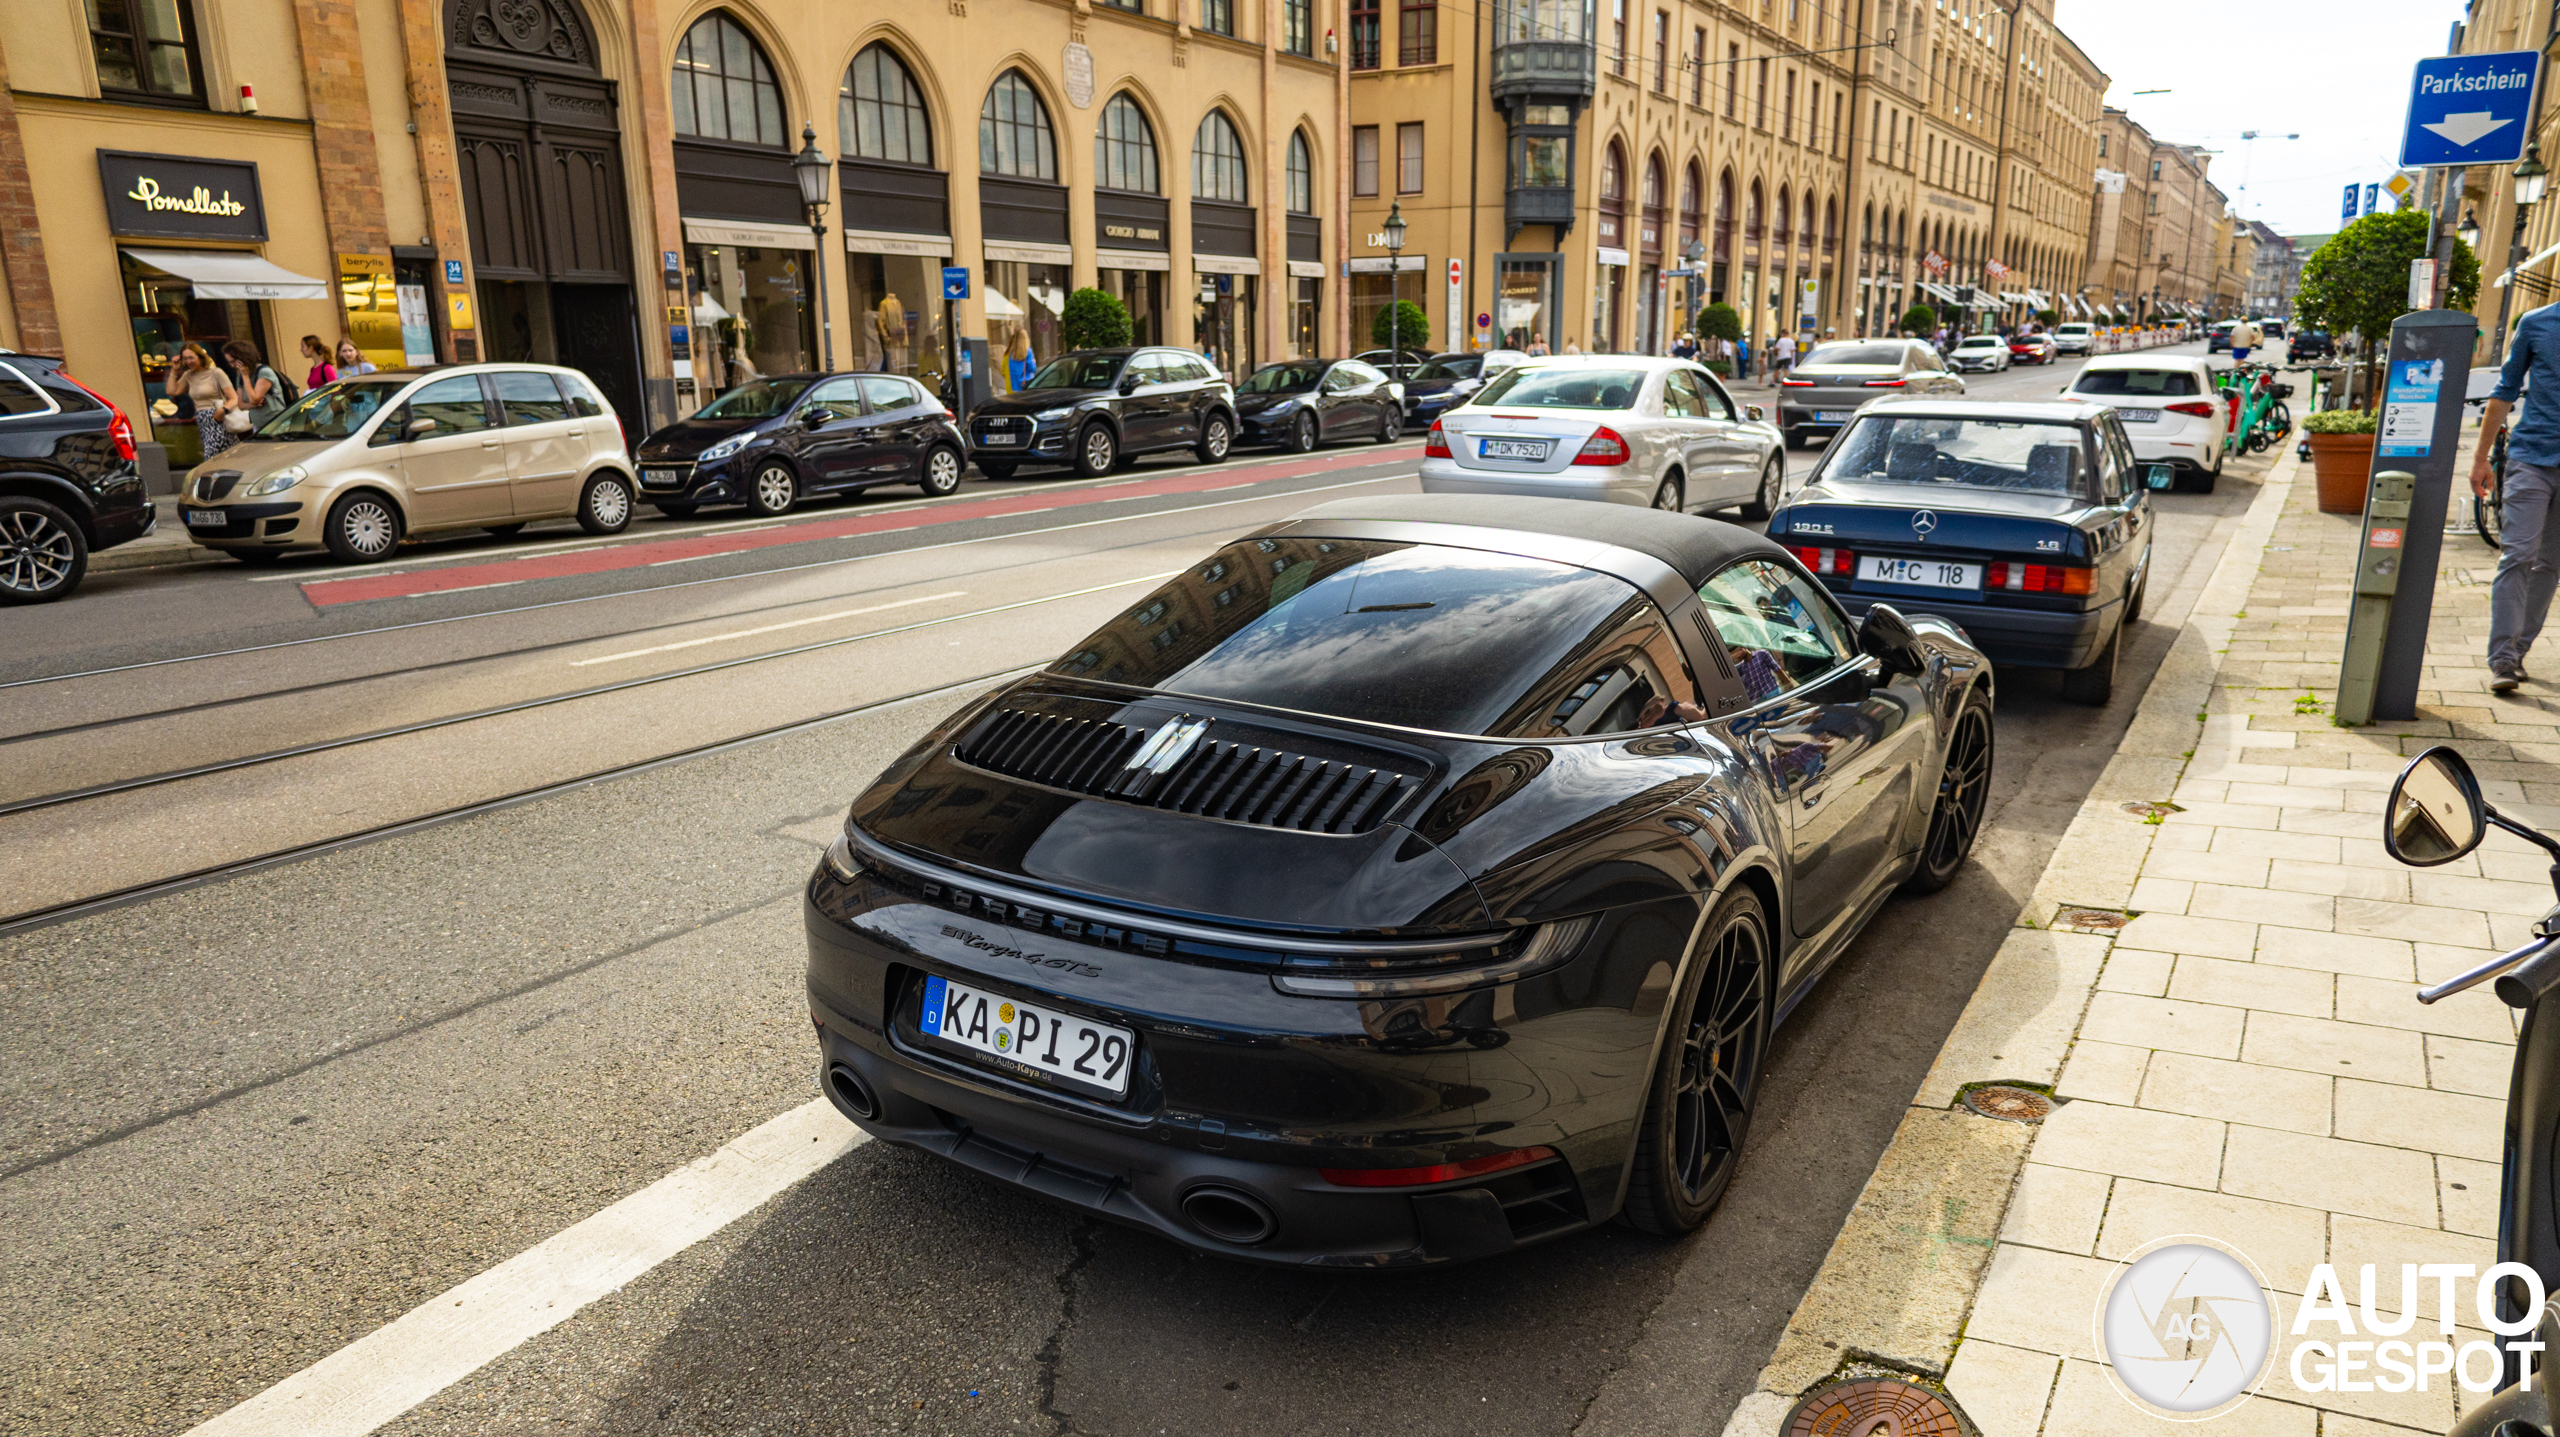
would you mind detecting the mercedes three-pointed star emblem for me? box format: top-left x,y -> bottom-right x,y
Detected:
1910,510 -> 1939,537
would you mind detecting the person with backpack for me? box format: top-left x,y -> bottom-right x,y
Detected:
300,335 -> 338,392
223,341 -> 291,436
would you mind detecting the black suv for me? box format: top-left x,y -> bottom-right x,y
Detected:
966,348 -> 1236,478
2288,330 -> 2334,363
0,352 -> 151,604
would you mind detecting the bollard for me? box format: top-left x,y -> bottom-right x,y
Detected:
2337,472 -> 2418,726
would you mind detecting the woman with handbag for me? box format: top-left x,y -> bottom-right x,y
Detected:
166,343 -> 240,459
224,341 -> 284,439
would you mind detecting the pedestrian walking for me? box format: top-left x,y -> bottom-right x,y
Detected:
165,342 -> 239,459
1671,331 -> 1697,361
1527,334 -> 1552,357
1770,332 -> 1796,384
335,339 -> 377,377
299,335 -> 337,391
2229,317 -> 2261,364
2478,305 -> 2560,692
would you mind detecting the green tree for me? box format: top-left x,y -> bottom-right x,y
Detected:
1693,302 -> 1744,344
2295,210 -> 2481,407
1370,300 -> 1430,352
2036,309 -> 2059,327
1061,287 -> 1132,351
1899,304 -> 1939,335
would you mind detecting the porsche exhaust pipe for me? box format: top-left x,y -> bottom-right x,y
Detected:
826,1062 -> 880,1121
1179,1185 -> 1278,1246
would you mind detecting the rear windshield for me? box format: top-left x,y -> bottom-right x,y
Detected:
2072,368 -> 2201,397
1241,364 -> 1325,394
1825,415 -> 2095,498
1801,344 -> 1905,367
1050,538 -> 1689,737
1471,367 -> 1647,410
1414,358 -> 1481,379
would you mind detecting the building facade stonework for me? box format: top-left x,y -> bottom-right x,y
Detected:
0,0 -> 1347,478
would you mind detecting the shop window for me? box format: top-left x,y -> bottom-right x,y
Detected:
982,71 -> 1058,181
1350,0 -> 1380,69
1193,112 -> 1249,204
984,260 -> 1066,395
88,0 -> 207,105
840,43 -> 931,167
688,245 -> 817,390
1353,126 -> 1379,198
1096,95 -> 1160,194
1396,123 -> 1424,195
672,12 -> 785,148
1282,0 -> 1313,56
1400,0 -> 1437,66
1287,131 -> 1315,214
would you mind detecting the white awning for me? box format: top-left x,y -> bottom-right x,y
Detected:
983,286 -> 1026,320
1596,246 -> 1631,268
682,217 -> 816,251
1286,260 -> 1325,279
1094,248 -> 1171,273
843,228 -> 950,257
121,247 -> 329,301
1191,253 -> 1261,276
2024,289 -> 2048,306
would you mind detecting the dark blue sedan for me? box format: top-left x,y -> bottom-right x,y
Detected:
1765,397 -> 2154,704
633,373 -> 968,519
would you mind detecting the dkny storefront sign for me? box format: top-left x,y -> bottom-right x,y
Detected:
97,150 -> 268,242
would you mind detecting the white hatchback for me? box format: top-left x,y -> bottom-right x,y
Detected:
2062,353 -> 2228,492
1419,356 -> 1789,518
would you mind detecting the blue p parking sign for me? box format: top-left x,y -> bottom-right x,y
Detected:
941,266 -> 970,301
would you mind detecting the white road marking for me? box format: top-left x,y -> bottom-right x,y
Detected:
570,591 -> 967,665
182,1100 -> 866,1437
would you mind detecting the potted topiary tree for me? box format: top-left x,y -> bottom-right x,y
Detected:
2296,211 -> 2480,416
1061,287 -> 1133,352
1371,299 -> 1430,355
1695,301 -> 1744,375
2302,407 -> 2382,515
1899,303 -> 1939,336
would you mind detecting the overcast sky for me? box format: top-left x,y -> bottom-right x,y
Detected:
2053,0 -> 2474,238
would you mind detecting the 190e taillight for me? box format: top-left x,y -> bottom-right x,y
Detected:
1984,561 -> 2093,595
1790,545 -> 1856,576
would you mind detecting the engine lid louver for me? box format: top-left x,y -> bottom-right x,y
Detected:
954,705 -> 1426,835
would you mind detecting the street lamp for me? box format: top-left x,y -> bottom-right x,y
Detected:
791,122 -> 835,371
1382,199 -> 1408,358
2496,144 -> 2550,358
2459,211 -> 2481,252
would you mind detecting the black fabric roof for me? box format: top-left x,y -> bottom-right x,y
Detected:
1284,494 -> 1791,588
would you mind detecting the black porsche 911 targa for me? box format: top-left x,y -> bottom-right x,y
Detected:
805,495 -> 1994,1266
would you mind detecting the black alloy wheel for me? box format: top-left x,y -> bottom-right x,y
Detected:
323,491 -> 402,564
917,445 -> 965,497
1623,887 -> 1771,1234
1074,423 -> 1118,478
747,462 -> 798,517
1196,414 -> 1233,464
1738,456 -> 1783,521
0,496 -> 87,604
1375,408 -> 1401,444
1288,412 -> 1319,454
1650,474 -> 1685,512
483,523 -> 526,537
1903,691 -> 1994,894
578,474 -> 634,535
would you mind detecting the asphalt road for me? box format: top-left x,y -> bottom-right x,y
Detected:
0,343 -> 2270,1436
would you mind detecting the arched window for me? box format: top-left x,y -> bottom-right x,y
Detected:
980,70 -> 1057,180
1745,179 -> 1763,242
1678,161 -> 1701,255
672,12 -> 784,147
839,43 -> 930,166
1802,194 -> 1816,248
1286,129 -> 1315,213
1641,153 -> 1664,210
1601,142 -> 1626,205
1774,185 -> 1792,246
1095,93 -> 1159,193
1194,111 -> 1249,203
1714,168 -> 1734,260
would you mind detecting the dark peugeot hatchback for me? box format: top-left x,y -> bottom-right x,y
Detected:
635,373 -> 968,519
0,351 -> 149,604
966,348 -> 1236,479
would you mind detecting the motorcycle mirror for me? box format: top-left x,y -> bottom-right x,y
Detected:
2385,745 -> 2487,867
1857,603 -> 1925,677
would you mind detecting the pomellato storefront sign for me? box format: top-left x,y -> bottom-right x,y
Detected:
97,150 -> 268,242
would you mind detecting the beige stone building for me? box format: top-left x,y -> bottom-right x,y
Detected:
0,0 -> 1349,480
2078,109 -> 2236,324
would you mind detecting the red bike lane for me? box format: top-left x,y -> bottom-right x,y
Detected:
297,448 -> 1413,607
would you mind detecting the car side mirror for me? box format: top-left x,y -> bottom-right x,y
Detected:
1117,375 -> 1141,395
2385,746 -> 2487,866
1857,603 -> 1925,677
1746,404 -> 1766,424
405,416 -> 438,438
800,407 -> 837,427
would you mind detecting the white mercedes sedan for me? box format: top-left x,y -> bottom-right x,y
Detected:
1418,356 -> 1790,519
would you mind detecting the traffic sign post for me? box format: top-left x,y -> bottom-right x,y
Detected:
2400,51 -> 2542,168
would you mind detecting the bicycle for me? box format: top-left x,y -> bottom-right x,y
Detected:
2214,362 -> 2293,455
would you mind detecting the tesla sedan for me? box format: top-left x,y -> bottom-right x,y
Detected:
804,493 -> 1995,1265
1766,396 -> 2152,704
1419,357 -> 1788,519
1232,359 -> 1404,451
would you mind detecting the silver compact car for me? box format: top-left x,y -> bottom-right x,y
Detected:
1419,356 -> 1788,518
1776,339 -> 1967,449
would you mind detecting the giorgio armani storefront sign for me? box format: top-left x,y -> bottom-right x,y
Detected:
97,150 -> 268,243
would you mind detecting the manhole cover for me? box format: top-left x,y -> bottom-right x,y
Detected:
1962,1085 -> 2053,1123
1785,1377 -> 1969,1437
2053,907 -> 2129,932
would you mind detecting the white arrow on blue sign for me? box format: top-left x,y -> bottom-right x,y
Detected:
2400,51 -> 2541,167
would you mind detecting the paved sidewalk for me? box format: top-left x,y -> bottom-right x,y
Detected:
1725,424 -> 2536,1436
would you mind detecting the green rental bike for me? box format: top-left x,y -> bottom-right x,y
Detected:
2216,361 -> 2293,456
